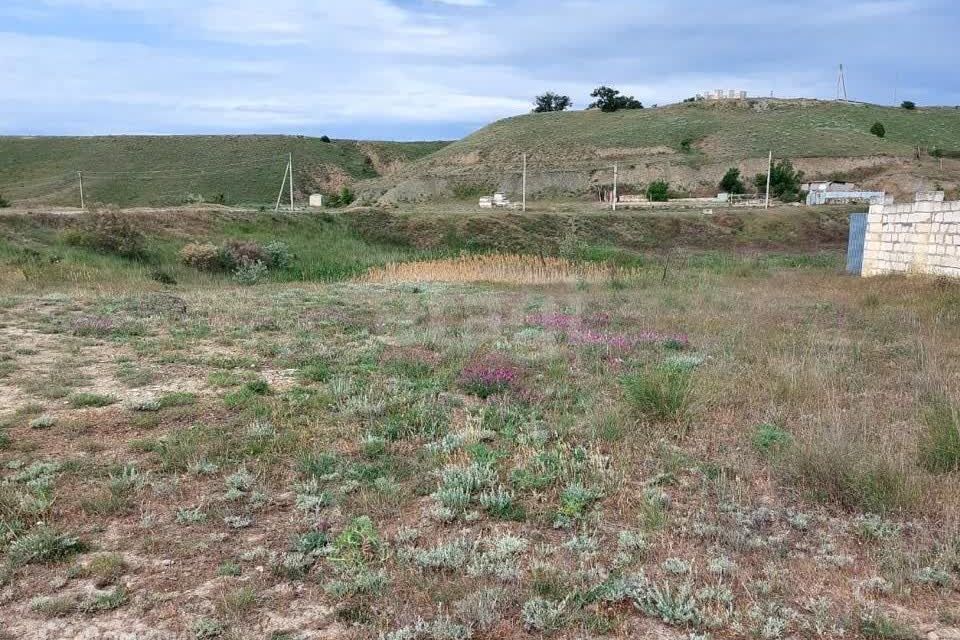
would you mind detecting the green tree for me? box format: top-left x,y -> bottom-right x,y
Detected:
0,193 -> 9,208
754,159 -> 805,202
533,92 -> 572,113
646,180 -> 669,202
719,168 -> 745,194
870,122 -> 886,138
901,100 -> 916,110
588,86 -> 643,112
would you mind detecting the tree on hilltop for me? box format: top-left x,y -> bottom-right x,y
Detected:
533,92 -> 572,113
588,86 -> 643,112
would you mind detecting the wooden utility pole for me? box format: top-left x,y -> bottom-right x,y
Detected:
521,153 -> 527,212
77,171 -> 85,210
275,160 -> 289,213
612,163 -> 618,211
765,151 -> 772,209
289,152 -> 294,211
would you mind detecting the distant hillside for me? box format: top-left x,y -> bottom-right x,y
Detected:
0,136 -> 448,207
366,99 -> 960,203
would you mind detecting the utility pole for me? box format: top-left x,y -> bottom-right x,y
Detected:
765,151 -> 772,210
77,171 -> 85,210
521,153 -> 527,212
275,160 -> 289,213
288,152 -> 294,211
836,64 -> 848,101
612,163 -> 618,211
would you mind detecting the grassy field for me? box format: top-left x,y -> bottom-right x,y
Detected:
0,136 -> 448,207
422,100 -> 960,167
0,207 -> 958,639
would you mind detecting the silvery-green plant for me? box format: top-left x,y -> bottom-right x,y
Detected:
521,597 -> 568,633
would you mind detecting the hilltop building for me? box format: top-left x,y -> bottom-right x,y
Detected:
699,89 -> 748,100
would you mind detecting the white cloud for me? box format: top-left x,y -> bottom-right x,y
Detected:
0,0 -> 956,136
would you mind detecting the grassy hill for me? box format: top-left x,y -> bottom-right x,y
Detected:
424,99 -> 960,165
0,136 -> 448,207
370,99 -> 960,202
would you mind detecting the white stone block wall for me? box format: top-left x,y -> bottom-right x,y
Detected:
862,199 -> 960,277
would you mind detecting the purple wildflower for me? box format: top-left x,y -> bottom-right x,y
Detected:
458,354 -> 519,399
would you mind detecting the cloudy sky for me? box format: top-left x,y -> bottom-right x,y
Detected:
1,0 -> 957,140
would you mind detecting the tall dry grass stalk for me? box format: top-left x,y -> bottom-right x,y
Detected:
360,254 -> 638,285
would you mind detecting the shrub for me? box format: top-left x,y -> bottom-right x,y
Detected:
646,180 -> 670,202
0,194 -> 10,208
870,122 -> 886,138
918,396 -> 960,473
327,187 -> 356,208
621,365 -> 693,422
66,212 -> 146,259
262,241 -> 292,269
320,135 -> 331,143
719,168 -> 745,194
180,243 -> 223,271
220,239 -> 268,269
233,260 -> 268,285
901,100 -> 916,110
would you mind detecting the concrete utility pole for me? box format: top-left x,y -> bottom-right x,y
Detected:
521,153 -> 527,212
275,160 -> 289,213
77,171 -> 85,210
612,163 -> 618,211
289,152 -> 294,211
765,151 -> 773,210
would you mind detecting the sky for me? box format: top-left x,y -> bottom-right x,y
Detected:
1,0 -> 958,140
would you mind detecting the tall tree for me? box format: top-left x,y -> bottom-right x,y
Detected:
533,92 -> 572,113
587,86 -> 643,112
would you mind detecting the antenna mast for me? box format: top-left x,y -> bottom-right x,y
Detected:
836,64 -> 848,101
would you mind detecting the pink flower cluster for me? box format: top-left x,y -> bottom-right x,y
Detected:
524,313 -> 688,350
458,355 -> 520,398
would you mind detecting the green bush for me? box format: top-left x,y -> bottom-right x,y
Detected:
754,159 -> 805,202
621,365 -> 693,422
719,168 -> 745,194
901,100 -> 916,110
327,187 -> 356,208
918,396 -> 960,473
870,122 -> 886,138
0,194 -> 10,208
646,180 -> 670,202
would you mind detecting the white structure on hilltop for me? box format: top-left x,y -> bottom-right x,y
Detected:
308,194 -> 324,207
699,89 -> 748,100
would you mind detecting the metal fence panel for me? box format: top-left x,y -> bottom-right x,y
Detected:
846,212 -> 867,275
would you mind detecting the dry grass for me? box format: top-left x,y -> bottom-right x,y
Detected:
360,253 -> 638,284
1,258 -> 959,639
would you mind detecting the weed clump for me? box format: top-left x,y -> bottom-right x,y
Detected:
621,364 -> 693,422
918,396 -> 960,473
